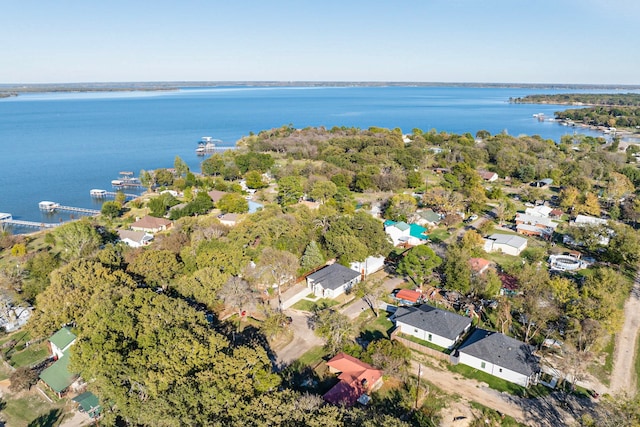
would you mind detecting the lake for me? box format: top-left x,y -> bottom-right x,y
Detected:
0,85 -> 628,231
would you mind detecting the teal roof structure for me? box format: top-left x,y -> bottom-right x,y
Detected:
72,391 -> 101,416
409,224 -> 428,240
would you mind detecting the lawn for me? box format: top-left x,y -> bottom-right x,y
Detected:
358,311 -> 394,340
427,228 -> 450,243
291,298 -> 338,312
635,331 -> 640,395
588,334 -> 614,387
296,345 -> 330,367
8,341 -> 49,368
0,392 -> 66,427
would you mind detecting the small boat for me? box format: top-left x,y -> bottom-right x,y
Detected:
111,179 -> 124,186
0,213 -> 12,221
39,201 -> 59,212
90,189 -> 107,197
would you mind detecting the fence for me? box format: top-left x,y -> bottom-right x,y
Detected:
390,329 -> 451,362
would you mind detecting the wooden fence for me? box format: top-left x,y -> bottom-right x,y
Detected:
390,329 -> 451,362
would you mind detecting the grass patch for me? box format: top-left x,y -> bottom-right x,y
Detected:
470,401 -> 527,426
8,341 -> 49,368
398,332 -> 450,354
359,312 -> 394,340
1,393 -> 64,427
291,298 -> 338,312
427,228 -> 450,243
296,345 -> 329,367
635,331 -> 640,396
447,363 -> 530,396
589,334 -> 614,387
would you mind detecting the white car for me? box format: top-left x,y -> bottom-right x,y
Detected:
469,214 -> 479,221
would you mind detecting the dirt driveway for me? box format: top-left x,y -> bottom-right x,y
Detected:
274,309 -> 324,368
609,272 -> 640,396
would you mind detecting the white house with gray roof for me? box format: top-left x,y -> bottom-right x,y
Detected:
484,233 -> 528,256
457,328 -> 540,387
306,263 -> 362,299
393,304 -> 472,350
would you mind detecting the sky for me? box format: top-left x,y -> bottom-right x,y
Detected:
2,0 -> 639,85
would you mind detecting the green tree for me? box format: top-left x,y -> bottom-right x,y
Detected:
53,219 -> 102,261
353,278 -> 385,317
442,245 -> 471,295
277,176 -> 304,206
397,245 -> 442,286
365,339 -> 411,379
127,250 -> 182,290
309,180 -> 338,204
301,240 -> 325,271
201,153 -> 225,176
173,155 -> 189,177
217,193 -> 249,214
385,194 -> 417,222
245,170 -> 267,189
256,248 -> 299,310
311,309 -> 353,355
101,200 -> 122,219
154,168 -> 174,187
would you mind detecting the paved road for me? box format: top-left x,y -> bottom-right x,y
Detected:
274,308 -> 324,368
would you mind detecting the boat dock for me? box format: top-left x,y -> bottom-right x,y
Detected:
90,190 -> 139,199
38,202 -> 100,216
0,218 -> 59,229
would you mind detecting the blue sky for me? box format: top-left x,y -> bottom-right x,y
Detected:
2,0 -> 639,84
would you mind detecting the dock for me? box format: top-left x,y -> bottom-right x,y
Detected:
38,202 -> 100,216
0,218 -> 59,229
90,190 -> 139,200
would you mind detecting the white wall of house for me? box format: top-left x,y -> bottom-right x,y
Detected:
396,321 -> 457,349
308,276 -> 361,299
493,242 -> 524,256
351,256 -> 385,277
458,352 -> 532,387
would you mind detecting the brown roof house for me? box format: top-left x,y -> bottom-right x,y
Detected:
130,215 -> 173,234
323,353 -> 383,406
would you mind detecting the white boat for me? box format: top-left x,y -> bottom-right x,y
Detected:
0,213 -> 12,221
90,189 -> 107,197
111,179 -> 124,186
39,201 -> 59,212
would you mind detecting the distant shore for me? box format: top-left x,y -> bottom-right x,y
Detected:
2,81 -> 640,98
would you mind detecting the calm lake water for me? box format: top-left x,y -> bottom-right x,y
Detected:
0,85 -> 630,231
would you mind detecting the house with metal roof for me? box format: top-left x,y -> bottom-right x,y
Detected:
456,328 -> 540,387
130,215 -> 173,233
72,391 -> 102,419
384,220 -> 428,247
117,229 -> 154,248
393,304 -> 472,350
323,353 -> 383,406
306,263 -> 362,298
484,233 -> 528,256
39,350 -> 78,397
48,326 -> 77,359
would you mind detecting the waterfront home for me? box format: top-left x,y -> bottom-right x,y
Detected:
484,234 -> 528,256
393,304 -> 472,350
130,215 -> 173,234
117,229 -> 154,248
456,328 -> 540,387
323,353 -> 383,406
307,263 -> 361,299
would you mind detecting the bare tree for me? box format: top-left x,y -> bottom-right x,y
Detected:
256,248 -> 299,311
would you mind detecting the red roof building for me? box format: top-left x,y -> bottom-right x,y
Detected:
323,353 -> 383,406
393,289 -> 423,305
469,258 -> 491,275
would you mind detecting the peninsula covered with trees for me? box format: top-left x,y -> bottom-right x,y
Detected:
1,124 -> 640,426
511,93 -> 640,131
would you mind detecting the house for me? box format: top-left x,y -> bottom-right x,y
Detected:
130,215 -> 173,233
391,289 -> 423,306
524,205 -> 553,218
297,200 -> 320,210
72,392 -> 102,419
384,220 -> 428,247
393,304 -> 472,350
323,353 -> 383,406
415,209 -> 441,228
530,178 -> 553,188
307,263 -> 361,298
484,234 -> 528,256
117,229 -> 154,248
573,214 -> 607,226
549,209 -> 564,219
469,258 -> 491,275
478,170 -> 499,182
350,256 -> 386,278
515,213 -> 558,232
48,327 -> 76,360
219,213 -> 240,227
40,327 -> 81,398
457,328 -> 540,387
207,190 -> 229,204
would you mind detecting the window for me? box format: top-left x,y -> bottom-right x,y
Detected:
414,329 -> 418,333
428,334 -> 432,341
481,362 -> 486,369
499,368 -> 503,373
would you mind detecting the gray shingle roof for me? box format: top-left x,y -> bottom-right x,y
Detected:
458,328 -> 539,376
395,304 -> 472,340
307,264 -> 361,291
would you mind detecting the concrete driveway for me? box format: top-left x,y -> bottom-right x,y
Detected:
274,308 -> 324,368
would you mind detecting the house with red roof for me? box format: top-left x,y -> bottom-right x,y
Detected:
323,353 -> 383,406
391,289 -> 423,306
469,258 -> 491,275
130,215 -> 173,234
